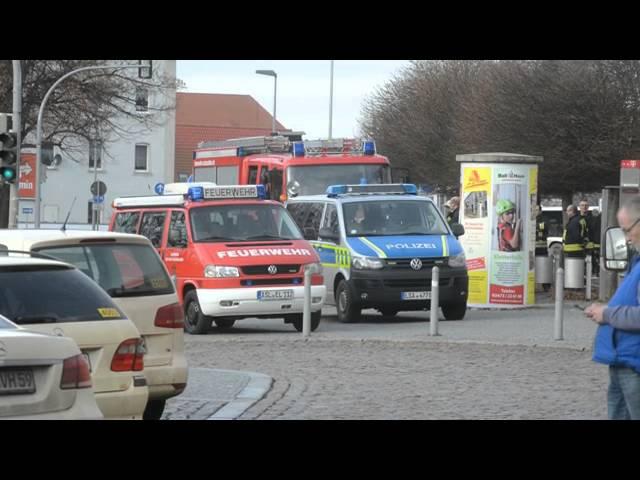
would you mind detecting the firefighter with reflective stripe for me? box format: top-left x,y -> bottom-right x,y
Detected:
579,199 -> 601,275
496,199 -> 521,252
534,204 -> 548,256
563,204 -> 587,257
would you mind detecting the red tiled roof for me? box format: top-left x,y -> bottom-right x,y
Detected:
175,92 -> 288,180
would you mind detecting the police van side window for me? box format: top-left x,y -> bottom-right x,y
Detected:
140,211 -> 167,248
304,203 -> 324,240
321,204 -> 339,238
287,203 -> 308,228
167,211 -> 187,248
113,211 -> 140,234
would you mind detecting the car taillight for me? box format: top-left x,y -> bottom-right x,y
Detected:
60,354 -> 92,390
111,338 -> 145,372
154,302 -> 185,328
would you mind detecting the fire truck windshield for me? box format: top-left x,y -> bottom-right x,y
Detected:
189,204 -> 304,242
287,164 -> 391,196
343,200 -> 449,237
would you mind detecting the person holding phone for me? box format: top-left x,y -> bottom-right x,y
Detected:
585,195 -> 640,420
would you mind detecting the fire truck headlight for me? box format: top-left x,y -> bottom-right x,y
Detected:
204,265 -> 240,278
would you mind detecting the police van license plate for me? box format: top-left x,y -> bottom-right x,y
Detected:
257,289 -> 294,301
401,291 -> 431,300
0,368 -> 36,395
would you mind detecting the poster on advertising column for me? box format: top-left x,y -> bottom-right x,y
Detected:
457,155 -> 540,308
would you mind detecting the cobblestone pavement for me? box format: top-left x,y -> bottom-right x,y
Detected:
163,304 -> 610,420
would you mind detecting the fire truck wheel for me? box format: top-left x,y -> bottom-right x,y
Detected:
184,291 -> 212,334
441,302 -> 467,321
336,279 -> 361,323
214,318 -> 236,329
291,311 -> 321,332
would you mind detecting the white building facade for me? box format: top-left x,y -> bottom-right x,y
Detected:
18,60 -> 177,229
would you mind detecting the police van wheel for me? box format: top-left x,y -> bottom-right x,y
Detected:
441,302 -> 467,321
336,280 -> 361,323
291,311 -> 321,332
214,318 -> 236,329
184,291 -> 212,334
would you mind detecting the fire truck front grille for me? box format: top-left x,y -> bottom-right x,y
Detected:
241,278 -> 303,286
241,264 -> 300,275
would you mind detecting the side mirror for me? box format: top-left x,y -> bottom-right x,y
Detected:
318,227 -> 339,243
303,227 -> 317,240
450,223 -> 465,238
603,226 -> 628,271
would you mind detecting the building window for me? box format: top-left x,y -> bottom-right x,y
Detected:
135,87 -> 149,112
89,139 -> 103,170
135,144 -> 149,172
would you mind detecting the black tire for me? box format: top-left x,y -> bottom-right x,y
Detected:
143,399 -> 166,420
336,280 -> 361,323
379,308 -> 399,317
214,318 -> 236,329
291,311 -> 321,332
184,290 -> 211,334
441,302 -> 467,321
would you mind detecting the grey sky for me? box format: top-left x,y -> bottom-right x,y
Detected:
176,60 -> 410,139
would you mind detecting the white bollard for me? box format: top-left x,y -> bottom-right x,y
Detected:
554,267 -> 564,341
430,266 -> 440,336
585,254 -> 592,301
302,265 -> 312,338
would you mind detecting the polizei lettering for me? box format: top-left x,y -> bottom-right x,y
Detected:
386,243 -> 437,249
217,248 -> 312,259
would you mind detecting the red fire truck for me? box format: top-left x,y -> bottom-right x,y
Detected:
192,135 -> 393,202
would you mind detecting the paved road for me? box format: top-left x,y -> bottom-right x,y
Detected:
164,303 -> 609,420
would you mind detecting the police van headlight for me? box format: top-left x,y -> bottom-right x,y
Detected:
204,265 -> 240,278
352,256 -> 384,270
448,252 -> 466,268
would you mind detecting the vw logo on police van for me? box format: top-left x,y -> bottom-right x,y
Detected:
268,265 -> 278,275
410,258 -> 423,271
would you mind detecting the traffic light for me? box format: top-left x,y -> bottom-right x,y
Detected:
0,131 -> 18,184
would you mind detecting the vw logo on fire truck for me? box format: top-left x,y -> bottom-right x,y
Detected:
268,265 -> 278,275
410,258 -> 423,271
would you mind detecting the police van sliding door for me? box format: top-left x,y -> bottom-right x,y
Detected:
317,204 -> 341,305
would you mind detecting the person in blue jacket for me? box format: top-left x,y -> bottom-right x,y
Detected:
585,196 -> 640,420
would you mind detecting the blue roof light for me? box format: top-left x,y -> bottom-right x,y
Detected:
326,185 -> 347,197
293,142 -> 305,157
237,147 -> 245,157
402,184 -> 418,195
256,184 -> 267,199
188,186 -> 204,201
363,140 -> 376,155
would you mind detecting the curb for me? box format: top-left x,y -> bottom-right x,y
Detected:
207,370 -> 273,420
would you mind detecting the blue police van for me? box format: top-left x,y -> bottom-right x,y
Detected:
285,184 -> 469,322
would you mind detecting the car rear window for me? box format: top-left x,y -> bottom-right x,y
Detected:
33,243 -> 175,298
0,265 -> 127,324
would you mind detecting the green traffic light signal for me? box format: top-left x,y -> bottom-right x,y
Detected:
0,166 -> 16,183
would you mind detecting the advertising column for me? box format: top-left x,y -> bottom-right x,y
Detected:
456,153 -> 542,308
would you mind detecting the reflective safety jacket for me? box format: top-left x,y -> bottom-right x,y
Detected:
563,214 -> 587,255
593,258 -> 640,373
535,214 -> 547,251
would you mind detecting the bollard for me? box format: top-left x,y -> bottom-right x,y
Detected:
302,264 -> 312,338
585,254 -> 592,301
554,267 -> 564,341
430,266 -> 440,336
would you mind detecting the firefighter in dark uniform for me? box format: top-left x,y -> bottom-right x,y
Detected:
563,204 -> 588,258
579,200 -> 600,276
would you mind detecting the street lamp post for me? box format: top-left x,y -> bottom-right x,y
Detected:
256,69 -> 277,134
329,60 -> 334,139
34,63 -> 144,228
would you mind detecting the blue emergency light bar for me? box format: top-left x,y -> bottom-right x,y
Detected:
326,184 -> 418,197
187,184 -> 266,201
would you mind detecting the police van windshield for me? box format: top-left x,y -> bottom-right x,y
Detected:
287,164 -> 391,196
190,204 -> 303,242
343,200 -> 449,237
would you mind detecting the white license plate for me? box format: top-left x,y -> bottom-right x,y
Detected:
257,289 -> 294,301
0,368 -> 36,395
401,291 -> 431,300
